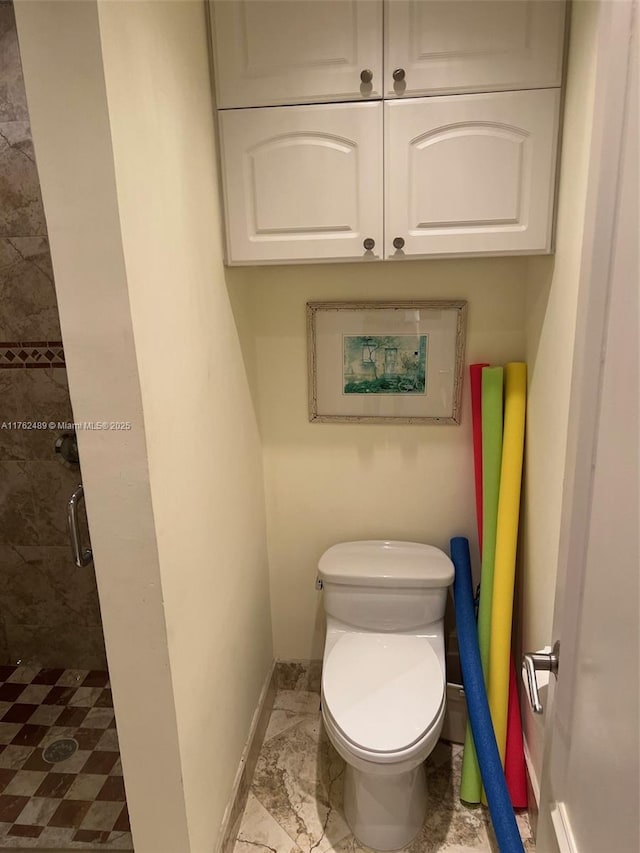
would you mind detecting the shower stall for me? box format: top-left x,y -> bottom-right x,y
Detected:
0,2 -> 131,847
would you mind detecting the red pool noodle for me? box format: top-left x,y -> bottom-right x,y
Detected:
470,364 -> 489,551
505,657 -> 528,807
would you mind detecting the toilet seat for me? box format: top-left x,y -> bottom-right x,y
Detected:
322,633 -> 445,756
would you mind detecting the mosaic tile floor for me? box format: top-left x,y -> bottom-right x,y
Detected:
0,664 -> 132,849
234,687 -> 534,853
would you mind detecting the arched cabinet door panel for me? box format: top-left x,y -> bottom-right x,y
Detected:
220,102 -> 383,264
211,0 -> 383,108
385,0 -> 566,98
385,89 -> 561,257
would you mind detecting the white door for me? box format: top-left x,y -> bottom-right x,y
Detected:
534,4 -> 638,852
384,89 -> 560,258
384,0 -> 566,98
219,102 -> 383,264
210,0 -> 383,108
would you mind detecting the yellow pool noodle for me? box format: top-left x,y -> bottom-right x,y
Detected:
460,367 -> 504,805
487,362 -> 527,766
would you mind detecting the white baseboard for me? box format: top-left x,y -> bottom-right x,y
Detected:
523,737 -> 540,840
216,661 -> 276,853
523,738 -> 541,806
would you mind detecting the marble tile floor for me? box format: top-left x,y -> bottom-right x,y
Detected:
234,688 -> 534,853
0,664 -> 131,849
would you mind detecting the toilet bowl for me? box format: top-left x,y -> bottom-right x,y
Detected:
317,541 -> 454,851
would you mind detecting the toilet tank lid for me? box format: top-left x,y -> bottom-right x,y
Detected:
318,540 -> 454,588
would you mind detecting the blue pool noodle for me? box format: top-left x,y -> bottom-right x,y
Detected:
450,536 -> 524,853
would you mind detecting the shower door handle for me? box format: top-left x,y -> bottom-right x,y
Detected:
68,485 -> 93,567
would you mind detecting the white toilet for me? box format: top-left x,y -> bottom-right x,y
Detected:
318,540 -> 454,852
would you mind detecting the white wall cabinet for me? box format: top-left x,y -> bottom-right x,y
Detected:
210,0 -> 566,265
384,0 -> 566,98
385,89 -> 561,257
219,103 -> 383,263
211,0 -> 383,108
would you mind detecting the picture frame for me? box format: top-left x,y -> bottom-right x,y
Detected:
307,300 -> 467,424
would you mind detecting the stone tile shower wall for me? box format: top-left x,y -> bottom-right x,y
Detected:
0,1 -> 107,668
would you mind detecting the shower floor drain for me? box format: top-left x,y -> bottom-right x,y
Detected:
43,737 -> 78,764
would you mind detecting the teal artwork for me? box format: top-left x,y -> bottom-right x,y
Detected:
343,334 -> 428,395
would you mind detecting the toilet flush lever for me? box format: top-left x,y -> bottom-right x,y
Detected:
315,577 -> 323,591
522,641 -> 559,714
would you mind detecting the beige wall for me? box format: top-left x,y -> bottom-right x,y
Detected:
232,258 -> 528,660
521,0 -> 600,798
15,2 -> 272,851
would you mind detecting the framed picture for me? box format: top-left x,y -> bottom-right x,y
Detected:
307,300 -> 467,424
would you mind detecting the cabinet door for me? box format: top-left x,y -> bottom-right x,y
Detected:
385,0 -> 566,97
211,0 -> 383,108
220,103 -> 383,264
385,89 -> 561,257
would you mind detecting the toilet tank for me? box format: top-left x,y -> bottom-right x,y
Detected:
318,541 -> 454,632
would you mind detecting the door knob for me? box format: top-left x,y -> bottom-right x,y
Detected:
392,68 -> 406,82
522,641 -> 559,714
360,69 -> 373,84
363,237 -> 375,251
393,236 -> 405,250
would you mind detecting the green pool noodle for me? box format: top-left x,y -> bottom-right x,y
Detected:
460,367 -> 504,805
